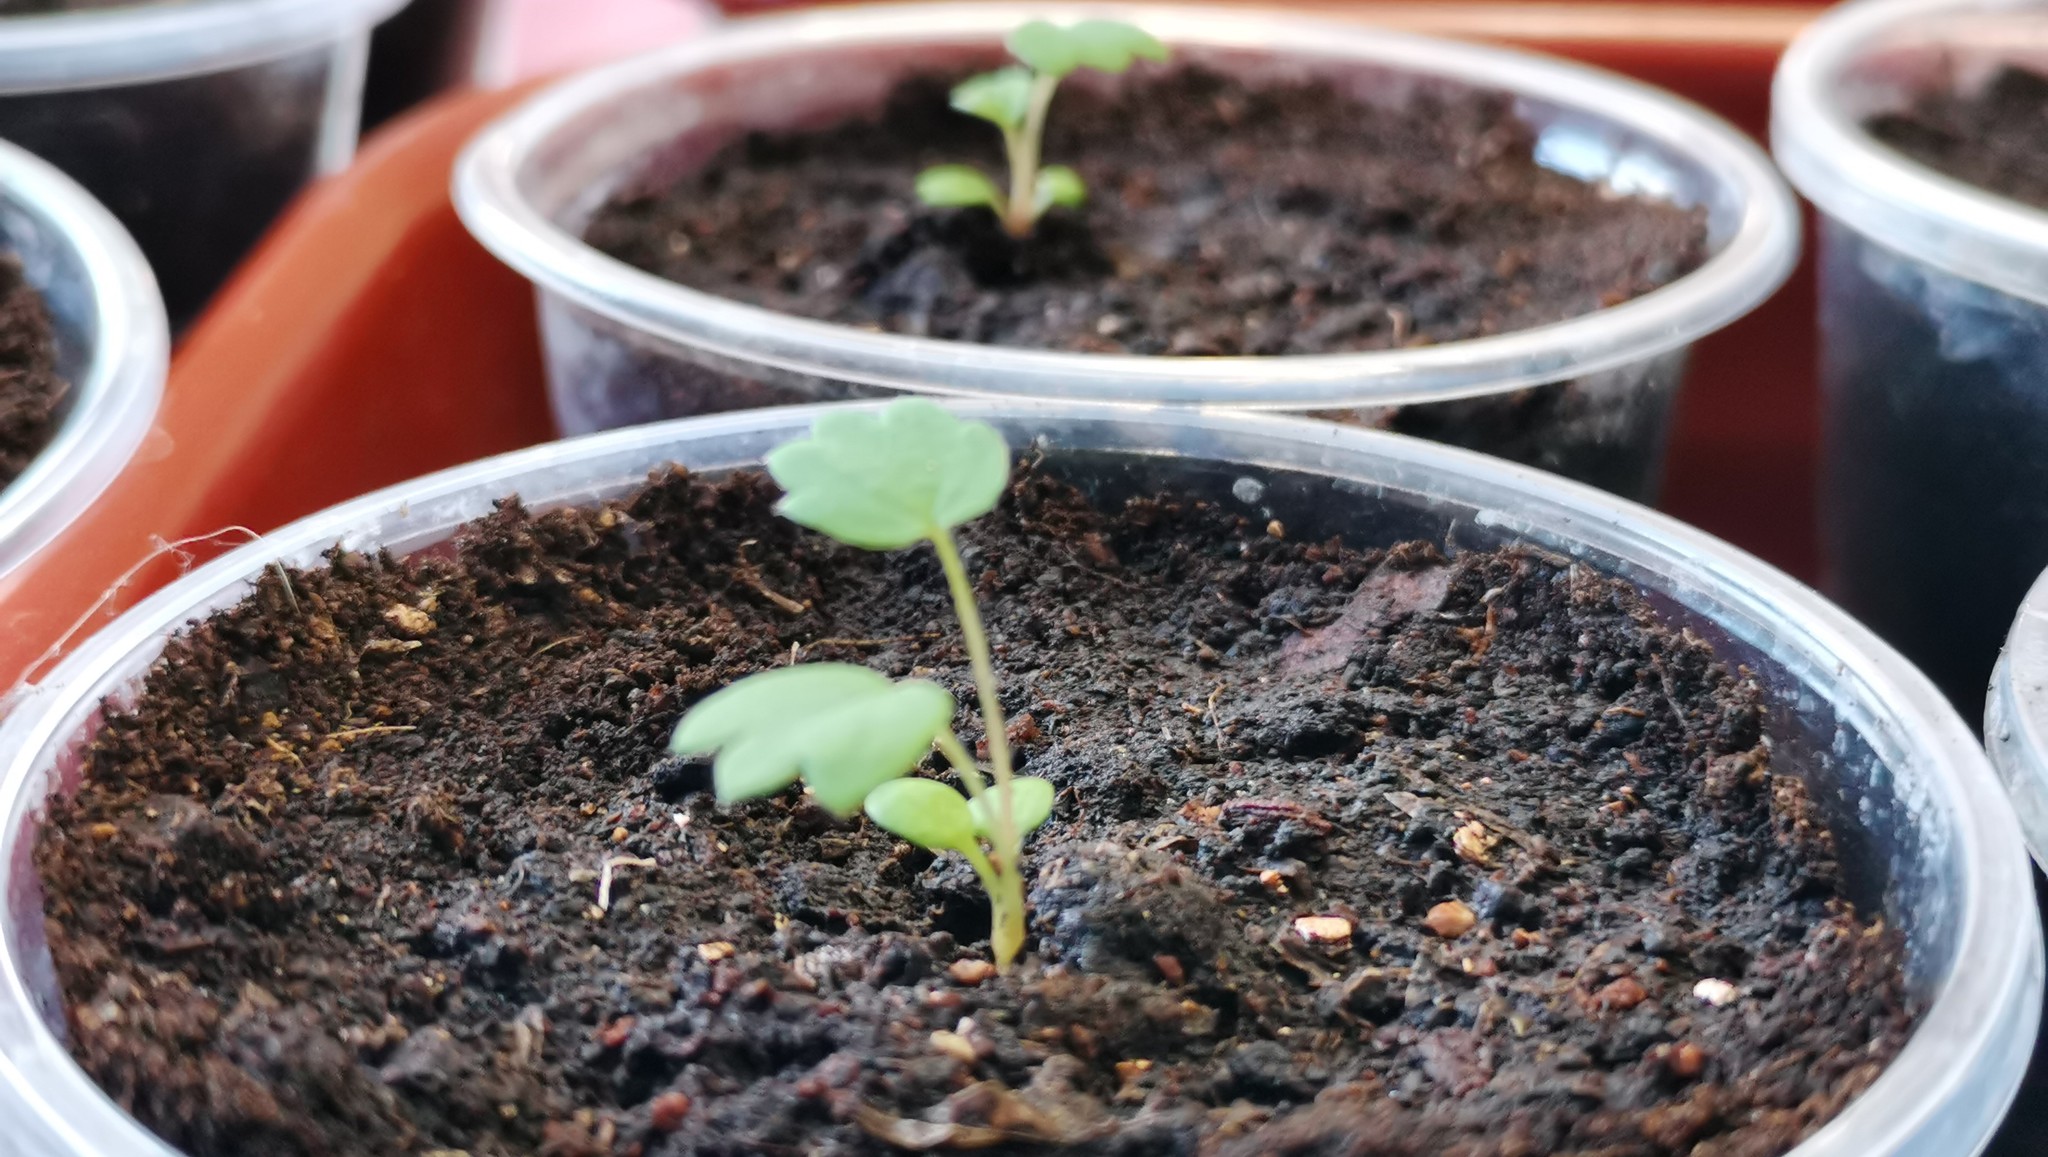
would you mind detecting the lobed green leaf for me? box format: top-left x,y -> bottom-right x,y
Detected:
1006,19 -> 1082,77
1065,20 -> 1168,73
1034,165 -> 1087,213
766,398 -> 1011,551
865,778 -> 978,852
917,165 -> 1005,211
969,776 -> 1056,838
950,66 -> 1034,130
1007,19 -> 1167,78
669,662 -> 956,815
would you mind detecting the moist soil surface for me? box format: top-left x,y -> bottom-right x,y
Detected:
1867,66 -> 2048,211
36,465 -> 1913,1157
0,253 -> 68,490
584,70 -> 1709,356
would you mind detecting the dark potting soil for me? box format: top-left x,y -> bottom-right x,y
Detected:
0,253 -> 68,490
35,465 -> 1914,1156
1867,66 -> 2048,211
584,70 -> 1710,357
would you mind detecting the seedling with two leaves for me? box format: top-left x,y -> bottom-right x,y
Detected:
670,400 -> 1050,970
916,19 -> 1168,238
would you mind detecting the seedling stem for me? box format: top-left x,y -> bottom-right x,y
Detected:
668,400 -> 1052,971
931,528 -> 1025,959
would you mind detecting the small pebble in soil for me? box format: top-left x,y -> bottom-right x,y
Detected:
947,959 -> 995,985
1424,900 -> 1478,938
649,1091 -> 692,1132
1694,977 -> 1741,1006
1292,915 -> 1353,944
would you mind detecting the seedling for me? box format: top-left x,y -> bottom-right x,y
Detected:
670,399 -> 1052,970
916,19 -> 1167,238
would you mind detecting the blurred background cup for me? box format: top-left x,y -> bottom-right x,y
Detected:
1773,0 -> 2048,718
0,0 -> 412,328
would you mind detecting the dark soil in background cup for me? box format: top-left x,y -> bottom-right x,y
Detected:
0,132 -> 168,583
36,452 -> 1914,1154
0,254 -> 68,489
586,72 -> 1706,358
1868,66 -> 2048,212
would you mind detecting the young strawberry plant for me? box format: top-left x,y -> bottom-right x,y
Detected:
916,19 -> 1167,238
670,399 -> 1052,969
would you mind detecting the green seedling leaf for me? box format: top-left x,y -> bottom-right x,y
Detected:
1065,20 -> 1169,73
969,776 -> 1056,837
1006,20 -> 1082,77
767,398 -> 1011,551
917,165 -> 1004,211
672,663 -> 890,796
1034,165 -> 1086,213
866,778 -> 978,852
670,662 -> 956,815
801,680 -> 957,814
950,66 -> 1034,130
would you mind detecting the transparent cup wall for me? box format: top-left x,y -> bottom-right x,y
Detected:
0,46 -> 353,329
540,295 -> 1692,503
1820,220 -> 2048,717
1988,565 -> 2048,866
1773,0 -> 2048,716
0,141 -> 167,582
0,405 -> 2033,1155
463,7 -> 1795,506
3,182 -> 97,426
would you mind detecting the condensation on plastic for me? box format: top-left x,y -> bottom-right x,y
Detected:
0,138 -> 166,584
0,0 -> 412,326
1989,566 -> 2048,867
453,4 -> 1798,501
1773,0 -> 2048,714
0,401 -> 2037,1155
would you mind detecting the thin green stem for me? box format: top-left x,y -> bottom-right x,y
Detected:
959,843 -> 1003,900
930,528 -> 1019,871
935,729 -> 988,802
960,842 -> 1027,967
1001,73 -> 1061,237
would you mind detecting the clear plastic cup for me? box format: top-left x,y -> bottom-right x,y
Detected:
1772,0 -> 2048,717
0,400 -> 2034,1155
364,0 -> 493,129
0,0 -> 412,327
1988,567 -> 2048,864
0,137 -> 167,584
453,3 -> 1799,502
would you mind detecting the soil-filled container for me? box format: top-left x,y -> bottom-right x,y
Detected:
0,0 -> 412,328
0,136 -> 165,583
453,4 -> 1797,503
1772,0 -> 2048,717
0,401 -> 2034,1156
